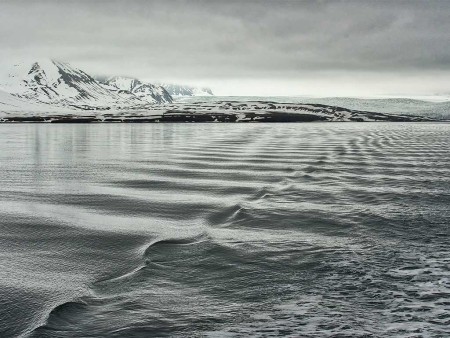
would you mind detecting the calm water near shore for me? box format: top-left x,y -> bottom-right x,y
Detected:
0,123 -> 449,337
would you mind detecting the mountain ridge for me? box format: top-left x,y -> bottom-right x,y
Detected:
99,76 -> 172,104
0,60 -> 173,109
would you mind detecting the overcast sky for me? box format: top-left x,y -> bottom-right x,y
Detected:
0,0 -> 449,96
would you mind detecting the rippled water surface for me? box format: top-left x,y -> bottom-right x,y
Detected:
0,123 -> 449,337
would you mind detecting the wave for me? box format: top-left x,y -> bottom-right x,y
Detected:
0,123 -> 448,337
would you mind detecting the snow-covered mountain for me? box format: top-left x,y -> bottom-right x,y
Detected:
99,77 -> 172,104
0,60 -> 172,109
156,83 -> 214,97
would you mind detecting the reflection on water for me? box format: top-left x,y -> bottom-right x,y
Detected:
0,123 -> 449,337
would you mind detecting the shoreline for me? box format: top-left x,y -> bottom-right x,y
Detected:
0,101 -> 437,123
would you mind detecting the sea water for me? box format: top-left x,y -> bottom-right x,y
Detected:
0,123 -> 448,337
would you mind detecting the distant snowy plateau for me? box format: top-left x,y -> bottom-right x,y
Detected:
0,60 -> 436,122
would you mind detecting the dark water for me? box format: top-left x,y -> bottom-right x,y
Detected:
0,123 -> 449,337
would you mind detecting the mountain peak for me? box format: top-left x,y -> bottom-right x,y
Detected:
100,76 -> 172,104
1,60 -> 181,108
2,59 -> 68,99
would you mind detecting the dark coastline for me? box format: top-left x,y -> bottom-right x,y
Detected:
0,102 -> 436,123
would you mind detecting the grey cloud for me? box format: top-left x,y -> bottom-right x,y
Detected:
0,0 -> 449,94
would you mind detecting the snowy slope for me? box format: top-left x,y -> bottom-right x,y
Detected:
0,89 -> 31,109
0,88 -> 59,113
101,77 -> 172,104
